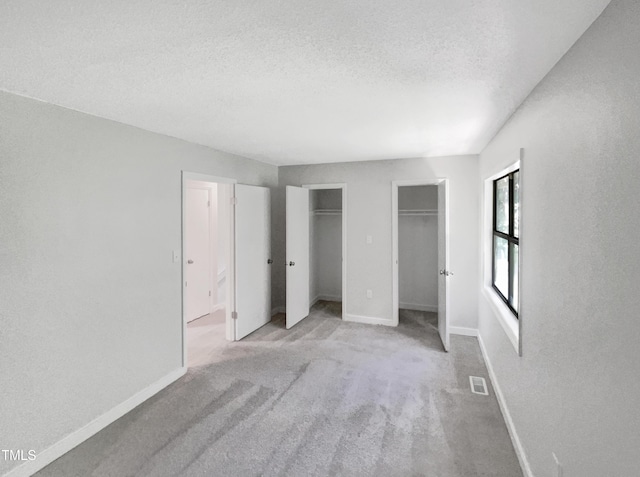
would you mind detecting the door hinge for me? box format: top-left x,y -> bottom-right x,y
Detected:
207,200 -> 210,207
209,290 -> 211,296
231,197 -> 238,205
231,311 -> 238,319
185,281 -> 187,287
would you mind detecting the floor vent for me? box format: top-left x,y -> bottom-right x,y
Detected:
469,376 -> 489,395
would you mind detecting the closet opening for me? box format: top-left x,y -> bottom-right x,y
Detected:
182,173 -> 236,368
306,184 -> 347,320
392,179 -> 450,351
397,185 -> 438,327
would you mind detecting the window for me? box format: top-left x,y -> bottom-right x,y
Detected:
492,170 -> 519,316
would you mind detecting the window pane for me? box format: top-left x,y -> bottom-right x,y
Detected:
495,177 -> 509,234
510,243 -> 519,313
493,236 -> 508,298
513,171 -> 520,238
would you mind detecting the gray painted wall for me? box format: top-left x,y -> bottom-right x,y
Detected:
275,156 -> 479,328
478,0 -> 640,475
398,186 -> 438,311
0,91 -> 278,475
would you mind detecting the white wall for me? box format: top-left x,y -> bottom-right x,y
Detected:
398,186 -> 438,311
274,156 -> 479,328
311,189 -> 342,302
477,0 -> 640,475
0,90 -> 278,476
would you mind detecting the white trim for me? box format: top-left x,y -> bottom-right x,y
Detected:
3,367 -> 186,477
399,302 -> 438,313
450,326 -> 478,337
311,294 -> 342,306
310,295 -> 343,308
482,154 -> 522,355
302,183 -> 347,320
478,334 -> 533,477
482,287 -> 519,353
344,314 -> 394,326
271,306 -> 286,316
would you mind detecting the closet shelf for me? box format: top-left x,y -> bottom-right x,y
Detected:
399,209 -> 438,217
313,209 -> 342,216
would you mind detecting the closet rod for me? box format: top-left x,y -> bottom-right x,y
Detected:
313,209 -> 342,216
398,209 -> 437,216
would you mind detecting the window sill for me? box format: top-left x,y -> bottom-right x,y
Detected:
482,285 -> 519,353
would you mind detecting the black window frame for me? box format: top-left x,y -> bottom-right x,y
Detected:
492,170 -> 519,317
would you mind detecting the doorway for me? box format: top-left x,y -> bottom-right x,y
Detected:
309,187 -> 344,318
181,172 -> 272,368
397,185 -> 438,314
284,183 -> 347,329
392,179 -> 450,351
183,176 -> 234,367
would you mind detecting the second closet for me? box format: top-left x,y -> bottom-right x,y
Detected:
309,188 -> 343,317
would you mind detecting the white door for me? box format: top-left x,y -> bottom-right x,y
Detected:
185,188 -> 211,322
437,181 -> 450,351
286,186 -> 310,329
234,184 -> 271,340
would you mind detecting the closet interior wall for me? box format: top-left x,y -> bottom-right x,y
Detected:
310,189 -> 343,308
398,185 -> 438,313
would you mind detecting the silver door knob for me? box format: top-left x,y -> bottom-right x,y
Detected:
439,269 -> 445,275
289,261 -> 295,266
187,260 -> 194,264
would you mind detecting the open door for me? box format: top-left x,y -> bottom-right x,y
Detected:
234,184 -> 271,340
286,186 -> 310,329
184,187 -> 211,323
438,180 -> 450,351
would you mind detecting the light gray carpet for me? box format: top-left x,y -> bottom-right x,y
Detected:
37,302 -> 522,477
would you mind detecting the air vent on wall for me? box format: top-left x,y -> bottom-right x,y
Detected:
469,376 -> 489,395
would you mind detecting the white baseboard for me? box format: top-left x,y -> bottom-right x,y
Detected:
311,294 -> 342,307
317,294 -> 342,302
344,314 -> 394,327
399,302 -> 438,313
3,367 -> 187,477
477,334 -> 533,477
450,326 -> 478,337
271,306 -> 286,316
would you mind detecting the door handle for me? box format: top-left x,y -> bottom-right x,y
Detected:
267,259 -> 273,264
289,261 -> 295,267
439,269 -> 445,275
187,260 -> 194,264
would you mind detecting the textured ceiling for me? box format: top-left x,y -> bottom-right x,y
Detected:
0,0 -> 611,165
